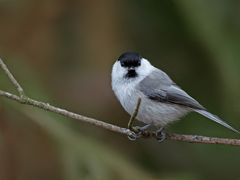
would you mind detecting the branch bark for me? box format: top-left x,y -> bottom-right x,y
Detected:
0,58 -> 240,146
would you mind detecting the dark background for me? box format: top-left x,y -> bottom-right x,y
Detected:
0,1 -> 240,180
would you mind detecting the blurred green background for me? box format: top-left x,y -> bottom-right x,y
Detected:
0,1 -> 240,180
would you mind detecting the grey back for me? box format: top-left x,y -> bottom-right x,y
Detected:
138,69 -> 205,110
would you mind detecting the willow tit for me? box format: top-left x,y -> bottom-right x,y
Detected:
112,52 -> 239,140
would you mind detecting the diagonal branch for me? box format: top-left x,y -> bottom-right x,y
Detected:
0,58 -> 25,97
0,58 -> 240,146
0,89 -> 132,136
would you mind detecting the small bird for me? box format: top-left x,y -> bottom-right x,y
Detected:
111,52 -> 239,140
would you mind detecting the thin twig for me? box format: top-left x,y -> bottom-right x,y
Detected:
128,98 -> 142,130
0,58 -> 240,146
0,58 -> 25,97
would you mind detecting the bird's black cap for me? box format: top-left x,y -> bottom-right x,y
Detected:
118,52 -> 142,68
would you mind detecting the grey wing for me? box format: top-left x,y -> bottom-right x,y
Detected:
138,69 -> 205,110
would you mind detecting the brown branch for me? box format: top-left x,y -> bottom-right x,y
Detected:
0,58 -> 240,146
0,89 -> 132,136
167,133 -> 240,146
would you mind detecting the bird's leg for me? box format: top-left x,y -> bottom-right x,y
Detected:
131,124 -> 151,133
155,127 -> 166,142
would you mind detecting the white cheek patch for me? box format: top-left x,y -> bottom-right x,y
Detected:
112,61 -> 127,79
136,58 -> 154,78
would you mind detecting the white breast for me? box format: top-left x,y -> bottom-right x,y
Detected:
113,80 -> 141,116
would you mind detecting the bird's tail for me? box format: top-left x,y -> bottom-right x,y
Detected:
194,109 -> 239,134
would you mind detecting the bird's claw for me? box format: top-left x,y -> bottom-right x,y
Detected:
128,131 -> 142,141
128,124 -> 151,141
155,127 -> 166,142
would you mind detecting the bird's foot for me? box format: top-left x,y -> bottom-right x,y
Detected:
155,127 -> 166,143
128,124 -> 151,141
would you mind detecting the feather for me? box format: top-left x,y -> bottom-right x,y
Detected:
195,109 -> 239,133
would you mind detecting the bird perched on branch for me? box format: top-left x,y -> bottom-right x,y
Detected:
111,52 -> 239,141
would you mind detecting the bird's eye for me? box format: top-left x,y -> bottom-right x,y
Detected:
120,61 -> 125,67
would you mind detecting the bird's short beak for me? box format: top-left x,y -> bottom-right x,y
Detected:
128,67 -> 135,71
